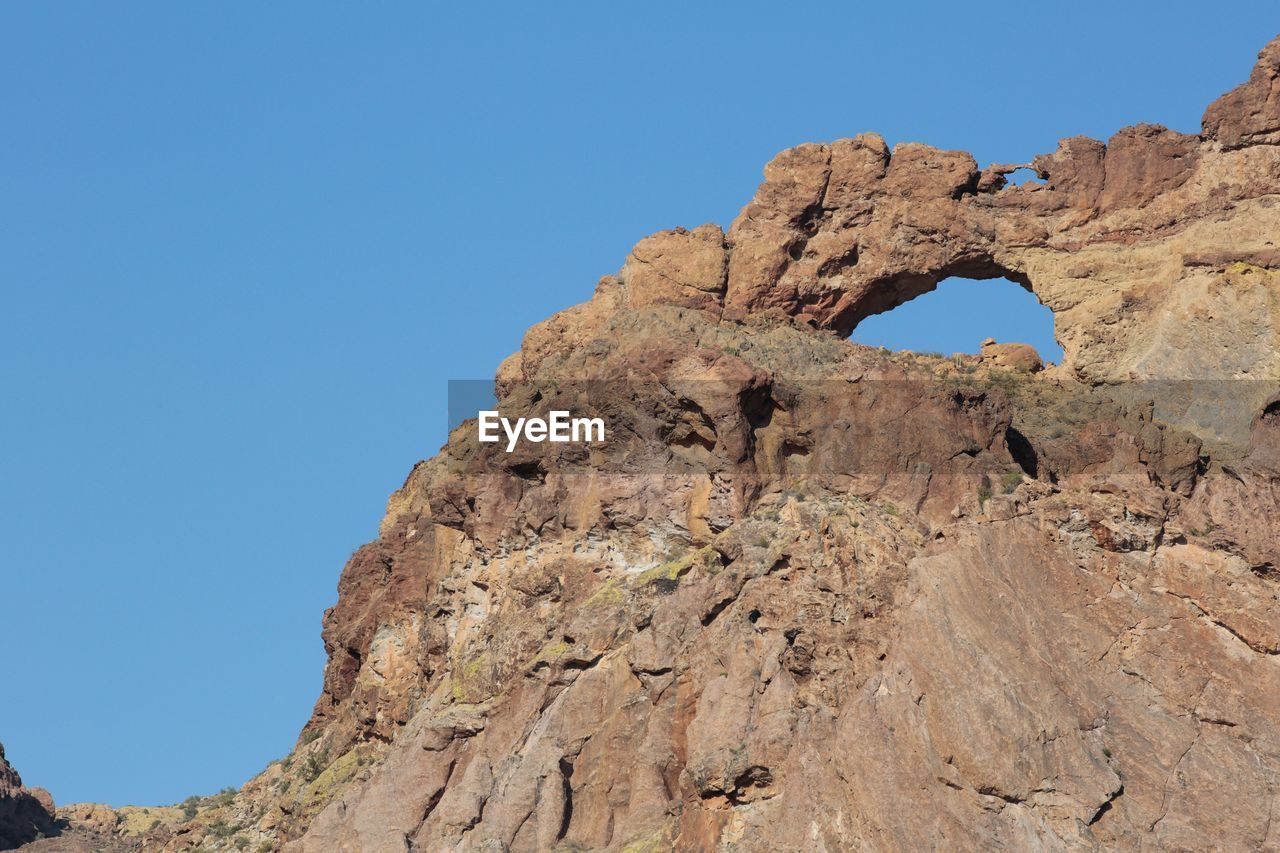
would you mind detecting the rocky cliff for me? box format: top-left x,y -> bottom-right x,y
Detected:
45,35 -> 1280,853
1,743 -> 55,849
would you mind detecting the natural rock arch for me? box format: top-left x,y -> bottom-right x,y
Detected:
848,272 -> 1062,363
824,256 -> 1039,339
620,98 -> 1280,381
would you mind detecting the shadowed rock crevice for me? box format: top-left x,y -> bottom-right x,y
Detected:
555,757 -> 574,842
1005,425 -> 1040,479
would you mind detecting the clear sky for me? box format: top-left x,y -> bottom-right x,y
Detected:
1,2 -> 1275,807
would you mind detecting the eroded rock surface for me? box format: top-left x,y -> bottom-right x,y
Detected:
1,743 -> 55,850
118,35 -> 1280,853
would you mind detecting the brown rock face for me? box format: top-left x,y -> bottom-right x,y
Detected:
0,742 -> 55,850
624,225 -> 728,312
1204,36 -> 1280,147
141,36 -> 1280,853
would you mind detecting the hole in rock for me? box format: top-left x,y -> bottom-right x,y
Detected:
1003,167 -> 1044,187
850,276 -> 1064,363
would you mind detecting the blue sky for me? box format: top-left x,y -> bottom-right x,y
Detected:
1,2 -> 1275,807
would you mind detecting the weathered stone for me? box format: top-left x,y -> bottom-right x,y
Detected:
66,33 -> 1280,853
0,743 -> 56,850
980,339 -> 1045,372
623,224 -> 727,311
267,36 -> 1280,853
1204,35 -> 1280,147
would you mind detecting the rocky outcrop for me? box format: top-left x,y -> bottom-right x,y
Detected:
714,41 -> 1280,395
979,338 -> 1044,373
1204,36 -> 1280,148
132,36 -> 1280,852
1,743 -> 55,850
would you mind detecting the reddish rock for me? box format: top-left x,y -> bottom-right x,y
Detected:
265,34 -> 1280,853
1203,34 -> 1280,147
1097,123 -> 1199,212
98,33 -> 1280,853
0,742 -> 56,850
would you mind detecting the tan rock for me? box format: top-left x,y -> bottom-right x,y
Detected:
980,340 -> 1044,372
58,802 -> 119,837
623,224 -> 726,311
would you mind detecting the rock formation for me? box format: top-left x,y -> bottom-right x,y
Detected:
1,743 -> 55,850
25,33 -> 1280,853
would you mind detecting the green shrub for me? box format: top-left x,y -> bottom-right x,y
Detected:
302,748 -> 330,783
